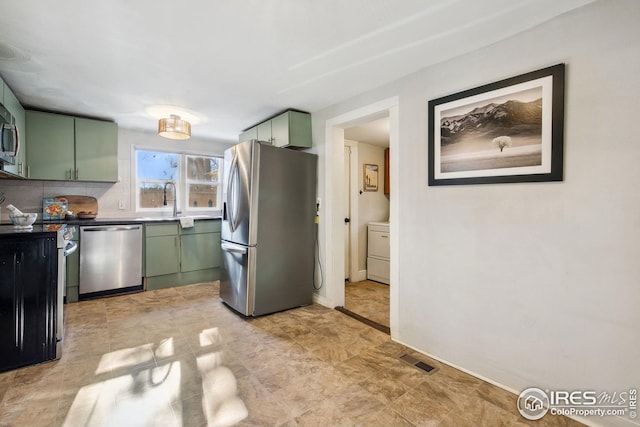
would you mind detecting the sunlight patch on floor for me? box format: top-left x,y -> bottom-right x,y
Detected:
61,328 -> 246,427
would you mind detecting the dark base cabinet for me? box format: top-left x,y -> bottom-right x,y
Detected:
0,234 -> 57,373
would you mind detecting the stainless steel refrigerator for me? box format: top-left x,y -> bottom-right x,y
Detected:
220,140 -> 317,316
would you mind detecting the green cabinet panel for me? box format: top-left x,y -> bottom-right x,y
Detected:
271,110 -> 312,148
145,235 -> 180,277
180,220 -> 220,235
144,220 -> 221,287
256,121 -> 272,143
146,223 -> 179,237
25,111 -> 75,180
25,110 -> 117,182
75,118 -> 118,182
238,110 -> 312,148
180,232 -> 220,272
239,127 -> 257,143
2,83 -> 26,177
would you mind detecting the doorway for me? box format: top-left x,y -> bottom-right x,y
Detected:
342,119 -> 390,330
323,97 -> 399,337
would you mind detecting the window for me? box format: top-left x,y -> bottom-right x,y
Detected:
185,155 -> 220,209
135,149 -> 222,213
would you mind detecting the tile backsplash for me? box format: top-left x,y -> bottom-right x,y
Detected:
0,178 -> 127,222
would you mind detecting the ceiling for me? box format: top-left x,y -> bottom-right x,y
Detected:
0,0 -> 593,142
345,117 -> 390,147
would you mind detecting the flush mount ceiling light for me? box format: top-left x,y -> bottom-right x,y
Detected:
158,115 -> 191,140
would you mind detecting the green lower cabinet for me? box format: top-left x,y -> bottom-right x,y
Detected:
180,233 -> 220,272
145,220 -> 221,291
146,235 -> 180,276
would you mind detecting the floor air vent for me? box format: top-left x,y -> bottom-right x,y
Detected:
400,354 -> 437,374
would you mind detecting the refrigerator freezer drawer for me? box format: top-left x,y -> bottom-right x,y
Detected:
220,238 -> 314,316
220,241 -> 255,316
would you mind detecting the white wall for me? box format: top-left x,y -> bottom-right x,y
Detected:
313,1 -> 640,425
0,128 -> 234,220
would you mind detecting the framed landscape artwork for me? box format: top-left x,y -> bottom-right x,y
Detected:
363,163 -> 379,191
428,64 -> 565,186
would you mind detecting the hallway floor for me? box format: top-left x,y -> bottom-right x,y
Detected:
344,280 -> 390,329
0,282 -> 582,426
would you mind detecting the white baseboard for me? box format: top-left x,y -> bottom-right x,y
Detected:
389,337 -> 617,427
350,270 -> 367,282
312,293 -> 333,308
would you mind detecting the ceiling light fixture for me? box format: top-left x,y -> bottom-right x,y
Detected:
158,115 -> 191,140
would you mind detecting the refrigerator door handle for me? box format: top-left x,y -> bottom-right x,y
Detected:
221,242 -> 248,254
227,149 -> 239,232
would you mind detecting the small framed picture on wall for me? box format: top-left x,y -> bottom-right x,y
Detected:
363,163 -> 379,191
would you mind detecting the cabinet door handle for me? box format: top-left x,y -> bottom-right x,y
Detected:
76,168 -> 79,180
14,251 -> 24,350
27,165 -> 30,178
381,234 -> 389,238
69,168 -> 73,180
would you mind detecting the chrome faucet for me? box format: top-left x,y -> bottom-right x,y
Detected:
162,181 -> 181,217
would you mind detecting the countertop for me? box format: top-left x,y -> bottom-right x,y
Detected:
47,215 -> 221,226
0,215 -> 221,235
0,224 -> 59,236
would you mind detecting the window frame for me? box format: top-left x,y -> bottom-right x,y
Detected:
133,145 -> 223,215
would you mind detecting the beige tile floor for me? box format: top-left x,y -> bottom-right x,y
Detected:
344,280 -> 390,329
0,281 -> 583,427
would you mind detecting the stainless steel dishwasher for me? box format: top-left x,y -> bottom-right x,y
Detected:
79,224 -> 143,299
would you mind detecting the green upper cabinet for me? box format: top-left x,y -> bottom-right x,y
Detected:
75,118 -> 117,182
25,111 -> 75,180
239,127 -> 257,143
256,120 -> 272,142
238,110 -> 312,148
26,110 -> 118,182
2,82 -> 26,177
271,110 -> 311,148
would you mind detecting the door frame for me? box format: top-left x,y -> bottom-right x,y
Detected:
343,140 -> 360,283
323,97 -> 399,337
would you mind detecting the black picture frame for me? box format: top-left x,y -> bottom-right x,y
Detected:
428,63 -> 564,186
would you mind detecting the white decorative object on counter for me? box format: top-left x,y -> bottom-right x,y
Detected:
6,204 -> 24,216
9,212 -> 38,228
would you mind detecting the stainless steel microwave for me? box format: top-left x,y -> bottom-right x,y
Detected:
0,102 -> 19,165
